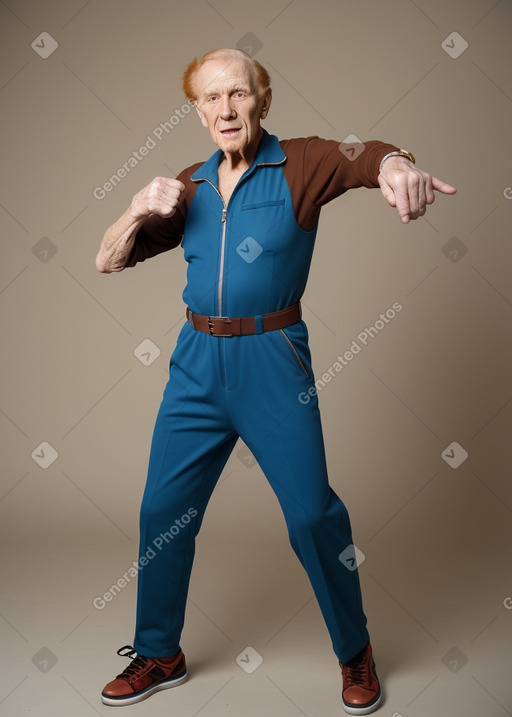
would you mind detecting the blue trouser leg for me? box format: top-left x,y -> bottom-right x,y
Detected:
133,324 -> 238,656
134,321 -> 369,663
225,322 -> 370,663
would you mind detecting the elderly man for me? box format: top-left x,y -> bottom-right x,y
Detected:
97,48 -> 456,713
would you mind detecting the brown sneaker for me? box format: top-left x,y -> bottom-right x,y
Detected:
340,642 -> 382,715
101,645 -> 188,706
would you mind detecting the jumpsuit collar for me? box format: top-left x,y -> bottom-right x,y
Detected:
190,129 -> 287,187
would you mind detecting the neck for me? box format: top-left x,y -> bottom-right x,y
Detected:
222,127 -> 263,173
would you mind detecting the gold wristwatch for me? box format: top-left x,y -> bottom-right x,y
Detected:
379,149 -> 416,172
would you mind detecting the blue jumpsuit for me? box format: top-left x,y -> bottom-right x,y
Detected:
128,130 -> 398,664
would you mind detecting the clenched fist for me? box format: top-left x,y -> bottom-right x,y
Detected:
129,177 -> 186,220
96,177 -> 186,273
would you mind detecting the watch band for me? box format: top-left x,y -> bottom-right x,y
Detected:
379,149 -> 416,172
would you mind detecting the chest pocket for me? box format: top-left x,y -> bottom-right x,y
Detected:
241,199 -> 285,211
239,199 -> 287,250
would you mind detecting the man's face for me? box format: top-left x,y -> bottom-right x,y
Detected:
194,57 -> 271,156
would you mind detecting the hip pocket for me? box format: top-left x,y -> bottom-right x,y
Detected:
279,328 -> 310,378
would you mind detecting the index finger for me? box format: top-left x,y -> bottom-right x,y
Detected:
431,176 -> 457,195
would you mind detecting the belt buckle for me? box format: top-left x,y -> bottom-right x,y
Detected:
208,316 -> 232,337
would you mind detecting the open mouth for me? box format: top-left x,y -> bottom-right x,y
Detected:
220,128 -> 241,138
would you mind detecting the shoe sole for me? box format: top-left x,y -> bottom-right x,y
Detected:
342,685 -> 382,715
101,670 -> 188,706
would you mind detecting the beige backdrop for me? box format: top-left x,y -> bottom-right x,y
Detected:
1,1 -> 511,715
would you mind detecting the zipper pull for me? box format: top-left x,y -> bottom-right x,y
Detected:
221,208 -> 227,222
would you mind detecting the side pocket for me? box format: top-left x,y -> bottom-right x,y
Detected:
279,329 -> 310,378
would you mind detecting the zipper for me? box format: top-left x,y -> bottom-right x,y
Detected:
218,207 -> 227,315
193,178 -> 227,316
280,329 -> 309,377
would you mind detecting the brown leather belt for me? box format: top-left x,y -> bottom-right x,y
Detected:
186,302 -> 302,337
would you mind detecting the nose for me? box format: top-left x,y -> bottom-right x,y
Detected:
219,94 -> 236,120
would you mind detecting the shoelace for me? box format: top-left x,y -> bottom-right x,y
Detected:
116,645 -> 148,678
343,651 -> 369,687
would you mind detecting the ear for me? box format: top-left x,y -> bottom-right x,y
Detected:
195,103 -> 208,128
260,88 -> 272,120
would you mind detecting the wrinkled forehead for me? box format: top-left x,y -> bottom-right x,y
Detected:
194,57 -> 256,99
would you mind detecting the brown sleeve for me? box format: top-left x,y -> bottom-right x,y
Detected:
280,136 -> 400,232
124,162 -> 202,267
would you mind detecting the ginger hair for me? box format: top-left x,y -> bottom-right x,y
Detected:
182,48 -> 271,103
